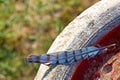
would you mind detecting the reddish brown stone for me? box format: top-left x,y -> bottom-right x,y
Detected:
100,52 -> 120,80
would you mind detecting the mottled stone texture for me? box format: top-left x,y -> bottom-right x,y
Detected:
35,0 -> 120,80
100,52 -> 120,80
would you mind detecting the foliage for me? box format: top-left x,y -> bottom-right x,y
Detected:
0,0 -> 98,80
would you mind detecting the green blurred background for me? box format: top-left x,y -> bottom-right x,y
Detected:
0,0 -> 98,80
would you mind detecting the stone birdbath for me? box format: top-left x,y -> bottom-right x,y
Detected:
35,0 -> 120,80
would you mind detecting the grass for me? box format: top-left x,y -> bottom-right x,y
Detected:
0,0 -> 98,80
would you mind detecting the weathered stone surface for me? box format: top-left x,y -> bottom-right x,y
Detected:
35,0 -> 120,80
100,52 -> 120,80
